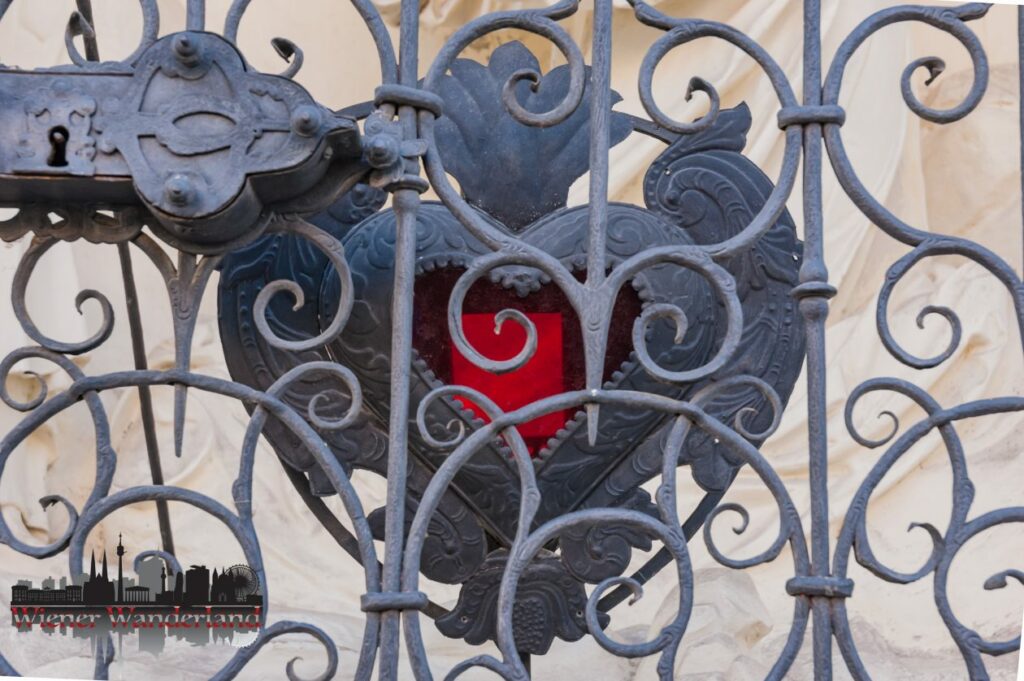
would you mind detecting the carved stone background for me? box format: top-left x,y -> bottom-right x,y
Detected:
0,1 -> 1020,679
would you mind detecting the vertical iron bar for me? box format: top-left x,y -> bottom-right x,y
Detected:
117,243 -> 176,557
586,0 -> 612,287
379,0 -> 422,678
799,0 -> 834,677
1019,5 -> 1024,273
186,0 -> 205,31
78,0 -> 173,557
582,0 -> 614,448
74,0 -> 100,61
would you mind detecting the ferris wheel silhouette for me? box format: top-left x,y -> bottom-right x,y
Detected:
224,565 -> 260,599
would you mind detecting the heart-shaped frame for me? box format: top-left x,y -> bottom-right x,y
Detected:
217,41 -> 805,654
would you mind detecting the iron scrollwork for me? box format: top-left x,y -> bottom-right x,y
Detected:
0,0 -> 1018,680
218,38 -> 806,659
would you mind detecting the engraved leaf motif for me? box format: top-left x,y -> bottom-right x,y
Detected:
433,41 -> 632,231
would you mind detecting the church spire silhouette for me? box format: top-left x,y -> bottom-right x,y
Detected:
89,551 -> 96,580
101,551 -> 108,582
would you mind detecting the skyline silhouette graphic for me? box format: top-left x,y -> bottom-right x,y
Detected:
8,533 -> 263,656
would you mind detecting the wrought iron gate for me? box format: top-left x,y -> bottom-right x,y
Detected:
0,0 -> 1020,679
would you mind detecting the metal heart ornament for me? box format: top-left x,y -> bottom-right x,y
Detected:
217,41 -> 805,655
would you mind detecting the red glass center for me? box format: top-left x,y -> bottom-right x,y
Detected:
413,269 -> 641,456
450,312 -> 568,455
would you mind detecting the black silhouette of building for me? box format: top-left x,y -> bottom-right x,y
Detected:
123,585 -> 150,603
211,568 -> 236,604
9,533 -> 265,661
172,571 -> 184,603
82,551 -> 114,605
10,583 -> 27,603
9,534 -> 262,609
11,581 -> 84,605
184,565 -> 209,605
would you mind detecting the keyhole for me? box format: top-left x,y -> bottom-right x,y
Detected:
47,126 -> 69,167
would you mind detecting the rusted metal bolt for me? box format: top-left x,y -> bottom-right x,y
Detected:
173,34 -> 200,66
365,134 -> 400,169
291,105 -> 322,137
164,174 -> 195,208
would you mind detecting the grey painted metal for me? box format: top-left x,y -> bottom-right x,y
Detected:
116,241 -> 175,556
798,0 -> 835,676
0,2 -> 1018,681
217,38 -> 805,663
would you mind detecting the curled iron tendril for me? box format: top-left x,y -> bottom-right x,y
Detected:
876,239 -> 1023,371
832,396 -> 1024,679
62,0 -> 160,68
0,347 -> 115,558
878,274 -> 963,370
822,3 -> 991,246
984,569 -> 1024,592
844,379 -> 919,450
416,384 -> 507,450
930,506 -> 1023,671
254,217 -> 355,353
12,238 -> 114,356
221,0 -> 305,78
400,389 -> 810,679
503,510 -> 692,677
639,32 -> 721,135
271,37 -> 304,79
423,4 -> 585,129
446,251 -> 571,375
824,3 -> 989,125
276,362 -> 363,433
690,375 -> 784,440
703,501 -> 787,570
612,246 -> 742,384
212,621 -> 339,681
225,0 -> 397,84
840,378 -> 966,585
623,12 -> 802,261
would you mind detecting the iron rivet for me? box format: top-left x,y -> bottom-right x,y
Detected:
173,34 -> 200,66
291,106 -> 322,137
365,135 -> 400,169
164,174 -> 195,208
